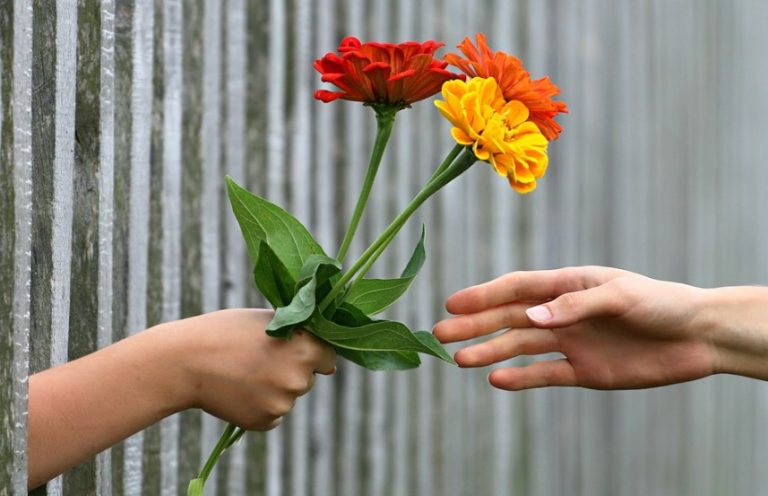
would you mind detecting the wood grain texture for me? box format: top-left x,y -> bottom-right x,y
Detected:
3,2 -> 768,495
0,0 -> 16,492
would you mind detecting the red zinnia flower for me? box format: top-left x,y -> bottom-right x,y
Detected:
314,36 -> 464,109
444,33 -> 568,141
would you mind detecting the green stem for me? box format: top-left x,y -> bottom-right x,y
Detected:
224,427 -> 246,449
336,108 -> 398,264
190,423 -> 237,494
427,143 -> 463,186
348,227 -> 398,290
320,148 -> 476,311
347,144 -> 465,290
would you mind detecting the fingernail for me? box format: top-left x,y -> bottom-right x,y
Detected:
526,305 -> 552,322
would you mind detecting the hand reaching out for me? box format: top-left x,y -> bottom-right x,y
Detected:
433,266 -> 768,391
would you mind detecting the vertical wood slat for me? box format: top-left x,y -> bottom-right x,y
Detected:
337,3 -> 366,496
414,1 -> 440,494
4,2 -> 768,495
392,2 -> 415,495
222,0 -> 248,493
0,0 -> 17,490
64,0 -> 103,491
141,2 -> 166,493
28,1 -> 77,494
265,0 -> 286,494
10,1 -> 34,493
288,0 -> 312,494
199,0 -> 222,493
243,1 -> 270,491
159,0 -> 182,494
108,2 -> 134,493
489,2 -> 519,495
123,1 -> 153,493
311,0 -> 337,492
365,2 -> 391,495
177,0 -> 204,489
96,0 -> 115,493
440,2 -> 465,496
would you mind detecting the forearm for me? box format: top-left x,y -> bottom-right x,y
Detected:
700,286 -> 768,381
27,323 -> 189,489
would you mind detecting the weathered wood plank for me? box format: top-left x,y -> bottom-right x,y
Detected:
176,0 -> 204,491
310,1 -> 338,495
286,1 -> 312,494
243,0 -> 270,492
199,0 -> 224,493
221,0 -> 248,493
122,1 -> 154,493
140,1 -> 165,494
95,1 -> 116,493
8,0 -> 34,493
336,4 -> 366,496
61,0 -> 102,492
0,0 -> 17,492
29,0 -> 56,386
0,0 -> 16,495
159,0 -> 182,494
109,1 -> 134,493
265,0 -> 287,494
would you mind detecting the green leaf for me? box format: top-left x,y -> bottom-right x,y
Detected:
297,254 -> 342,308
226,176 -> 325,279
344,226 -> 427,315
266,278 -> 318,338
266,256 -> 342,338
337,348 -> 422,370
306,312 -> 455,369
413,331 -> 455,364
253,242 -> 296,308
400,225 -> 427,278
332,303 -> 373,327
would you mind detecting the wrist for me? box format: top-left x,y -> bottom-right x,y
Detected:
698,286 -> 768,380
141,320 -> 199,415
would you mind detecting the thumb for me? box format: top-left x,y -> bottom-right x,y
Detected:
525,283 -> 625,328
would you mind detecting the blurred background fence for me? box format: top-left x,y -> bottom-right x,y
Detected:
2,0 -> 768,495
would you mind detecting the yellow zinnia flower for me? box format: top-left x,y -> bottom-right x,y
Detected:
435,77 -> 549,193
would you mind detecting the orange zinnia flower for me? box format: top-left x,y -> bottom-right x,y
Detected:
314,36 -> 464,109
444,33 -> 567,141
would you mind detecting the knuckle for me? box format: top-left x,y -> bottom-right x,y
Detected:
286,374 -> 313,395
558,292 -> 581,312
265,397 -> 295,418
605,279 -> 632,313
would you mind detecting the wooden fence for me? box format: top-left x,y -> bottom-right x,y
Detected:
2,0 -> 768,495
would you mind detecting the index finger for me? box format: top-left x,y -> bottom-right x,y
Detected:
445,266 -> 624,315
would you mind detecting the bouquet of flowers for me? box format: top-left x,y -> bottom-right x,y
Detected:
188,33 -> 566,494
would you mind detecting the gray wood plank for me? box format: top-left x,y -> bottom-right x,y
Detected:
243,1 -> 270,494
122,1 -> 154,493
221,0 -> 247,493
0,0 -> 17,490
109,1 -> 135,493
10,0 -> 34,492
265,0 -> 287,494
177,0 -> 204,492
95,1 -> 116,492
159,2 -> 182,496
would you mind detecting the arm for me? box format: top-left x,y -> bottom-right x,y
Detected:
28,309 -> 335,490
433,266 -> 768,391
